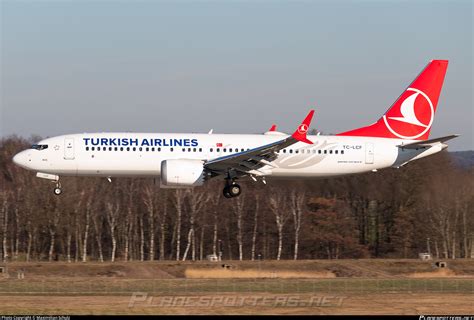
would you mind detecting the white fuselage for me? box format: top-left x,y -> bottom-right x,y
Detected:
12,132 -> 433,181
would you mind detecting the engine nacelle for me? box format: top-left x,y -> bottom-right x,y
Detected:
160,159 -> 205,187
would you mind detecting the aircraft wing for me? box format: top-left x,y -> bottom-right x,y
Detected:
205,110 -> 314,176
397,134 -> 460,149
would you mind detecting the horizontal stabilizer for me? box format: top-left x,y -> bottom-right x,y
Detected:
397,134 -> 459,149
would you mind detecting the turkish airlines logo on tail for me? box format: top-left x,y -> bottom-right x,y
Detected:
389,92 -> 429,127
297,124 -> 308,135
382,88 -> 434,139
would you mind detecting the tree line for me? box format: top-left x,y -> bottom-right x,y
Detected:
0,136 -> 472,262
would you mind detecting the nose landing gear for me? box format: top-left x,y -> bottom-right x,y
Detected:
53,181 -> 62,196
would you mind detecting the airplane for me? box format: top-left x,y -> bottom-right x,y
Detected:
12,59 -> 458,198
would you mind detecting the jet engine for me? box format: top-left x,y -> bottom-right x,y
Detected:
160,159 -> 205,187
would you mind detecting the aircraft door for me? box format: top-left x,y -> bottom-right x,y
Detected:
365,142 -> 374,164
64,138 -> 75,160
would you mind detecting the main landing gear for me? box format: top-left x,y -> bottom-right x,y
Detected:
223,179 -> 241,198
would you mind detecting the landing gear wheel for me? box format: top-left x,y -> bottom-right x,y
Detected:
223,183 -> 241,198
223,174 -> 242,198
228,184 -> 241,197
53,187 -> 62,196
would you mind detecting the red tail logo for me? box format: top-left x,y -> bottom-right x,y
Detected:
383,88 -> 434,139
338,60 -> 448,140
297,123 -> 309,135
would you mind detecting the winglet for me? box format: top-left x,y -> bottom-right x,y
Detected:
269,124 -> 277,132
291,110 -> 314,144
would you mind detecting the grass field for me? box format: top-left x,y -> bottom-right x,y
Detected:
0,260 -> 473,314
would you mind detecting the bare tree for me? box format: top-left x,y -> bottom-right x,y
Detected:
13,206 -> 20,260
47,201 -> 61,262
92,208 -> 104,262
138,212 -> 145,261
143,184 -> 157,261
268,189 -> 291,260
290,189 -> 305,260
206,193 -> 221,257
106,199 -> 120,262
64,190 -> 84,263
123,180 -> 136,261
82,193 -> 91,262
251,194 -> 259,261
159,191 -> 168,261
171,189 -> 186,261
231,194 -> 245,261
1,191 -> 9,262
182,189 -> 208,261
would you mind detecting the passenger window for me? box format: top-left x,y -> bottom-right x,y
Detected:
146,147 -> 149,152
341,150 -> 344,154
120,147 -> 124,151
151,147 -> 155,151
217,148 -> 220,152
193,148 -> 197,152
91,147 -> 95,151
324,150 -> 327,154
182,148 -> 186,152
115,147 -> 118,151
289,150 -> 293,154
86,147 -> 89,151
127,147 -> 130,151
329,150 -> 333,154
210,148 -> 213,152
170,148 -> 173,152
335,150 -> 338,154
139,147 -> 142,151
133,147 -> 136,151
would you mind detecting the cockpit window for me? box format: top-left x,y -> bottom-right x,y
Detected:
31,144 -> 48,150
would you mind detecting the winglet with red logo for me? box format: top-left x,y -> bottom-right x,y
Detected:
337,60 -> 448,140
291,110 -> 314,144
268,124 -> 277,132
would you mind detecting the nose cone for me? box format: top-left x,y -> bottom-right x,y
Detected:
12,151 -> 30,169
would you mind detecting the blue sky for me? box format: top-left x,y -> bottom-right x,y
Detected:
1,1 -> 472,150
